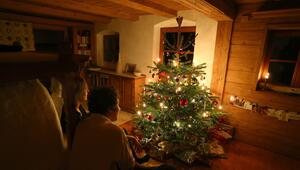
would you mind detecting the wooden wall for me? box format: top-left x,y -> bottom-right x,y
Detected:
221,3 -> 300,159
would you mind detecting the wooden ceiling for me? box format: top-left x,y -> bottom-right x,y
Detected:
0,0 -> 238,23
0,0 -> 285,23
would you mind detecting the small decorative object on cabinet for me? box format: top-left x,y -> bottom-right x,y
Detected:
124,63 -> 136,74
73,27 -> 93,56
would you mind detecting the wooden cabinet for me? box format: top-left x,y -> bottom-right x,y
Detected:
88,70 -> 145,113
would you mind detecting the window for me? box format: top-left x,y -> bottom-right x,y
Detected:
260,29 -> 300,94
160,26 -> 196,65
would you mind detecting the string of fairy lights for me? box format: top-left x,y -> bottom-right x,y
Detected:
135,58 -> 224,129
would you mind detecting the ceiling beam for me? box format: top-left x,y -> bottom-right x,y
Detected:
23,0 -> 139,21
0,0 -> 111,23
174,0 -> 236,21
0,11 -> 93,27
106,0 -> 177,18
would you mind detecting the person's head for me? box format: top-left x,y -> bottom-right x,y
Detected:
50,77 -> 63,97
88,87 -> 120,121
74,77 -> 89,103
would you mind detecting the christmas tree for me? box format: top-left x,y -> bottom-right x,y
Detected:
134,17 -> 231,165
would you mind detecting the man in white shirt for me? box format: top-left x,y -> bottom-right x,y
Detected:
68,87 -> 175,170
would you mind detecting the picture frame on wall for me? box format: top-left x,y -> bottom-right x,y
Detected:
124,63 -> 136,74
103,34 -> 119,62
0,20 -> 35,51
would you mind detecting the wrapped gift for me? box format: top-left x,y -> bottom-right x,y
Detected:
174,150 -> 198,165
208,141 -> 226,158
209,123 -> 234,143
148,144 -> 166,161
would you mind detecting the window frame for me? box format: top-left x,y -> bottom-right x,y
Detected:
259,24 -> 300,94
159,26 -> 196,63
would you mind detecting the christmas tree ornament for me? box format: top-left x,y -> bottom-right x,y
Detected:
212,100 -> 218,106
146,114 -> 153,121
180,98 -> 188,106
159,71 -> 167,78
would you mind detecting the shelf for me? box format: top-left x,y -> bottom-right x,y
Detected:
74,28 -> 92,56
0,52 -> 59,63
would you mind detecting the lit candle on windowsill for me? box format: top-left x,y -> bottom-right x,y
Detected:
264,72 -> 270,80
264,72 -> 270,89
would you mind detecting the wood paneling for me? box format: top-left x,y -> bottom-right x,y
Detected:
174,0 -> 236,21
229,45 -> 261,59
0,12 -> 93,27
231,31 -> 265,45
24,0 -> 138,21
227,57 -> 256,72
210,21 -> 233,100
234,0 -> 269,4
233,22 -> 266,31
220,3 -> 300,159
149,0 -> 189,11
0,0 -> 110,23
223,104 -> 300,159
251,8 -> 300,19
1,0 -> 236,22
105,0 -> 177,18
226,70 -> 256,85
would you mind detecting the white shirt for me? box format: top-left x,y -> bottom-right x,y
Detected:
68,114 -> 135,170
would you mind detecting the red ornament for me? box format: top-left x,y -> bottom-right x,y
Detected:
146,114 -> 153,121
177,49 -> 185,55
159,71 -> 167,77
156,95 -> 161,101
212,100 -> 218,106
180,99 -> 188,106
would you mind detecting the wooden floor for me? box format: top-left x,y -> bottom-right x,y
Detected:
193,141 -> 300,170
120,121 -> 300,170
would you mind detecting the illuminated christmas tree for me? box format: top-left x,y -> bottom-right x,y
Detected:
134,17 -> 230,165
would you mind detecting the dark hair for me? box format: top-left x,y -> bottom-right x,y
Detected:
88,87 -> 118,115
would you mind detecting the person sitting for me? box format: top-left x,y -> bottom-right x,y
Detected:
73,76 -> 89,122
50,77 -> 64,120
60,75 -> 90,144
68,87 -> 175,170
68,87 -> 134,170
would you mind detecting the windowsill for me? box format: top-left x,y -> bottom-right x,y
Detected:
257,82 -> 300,95
0,51 -> 59,63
